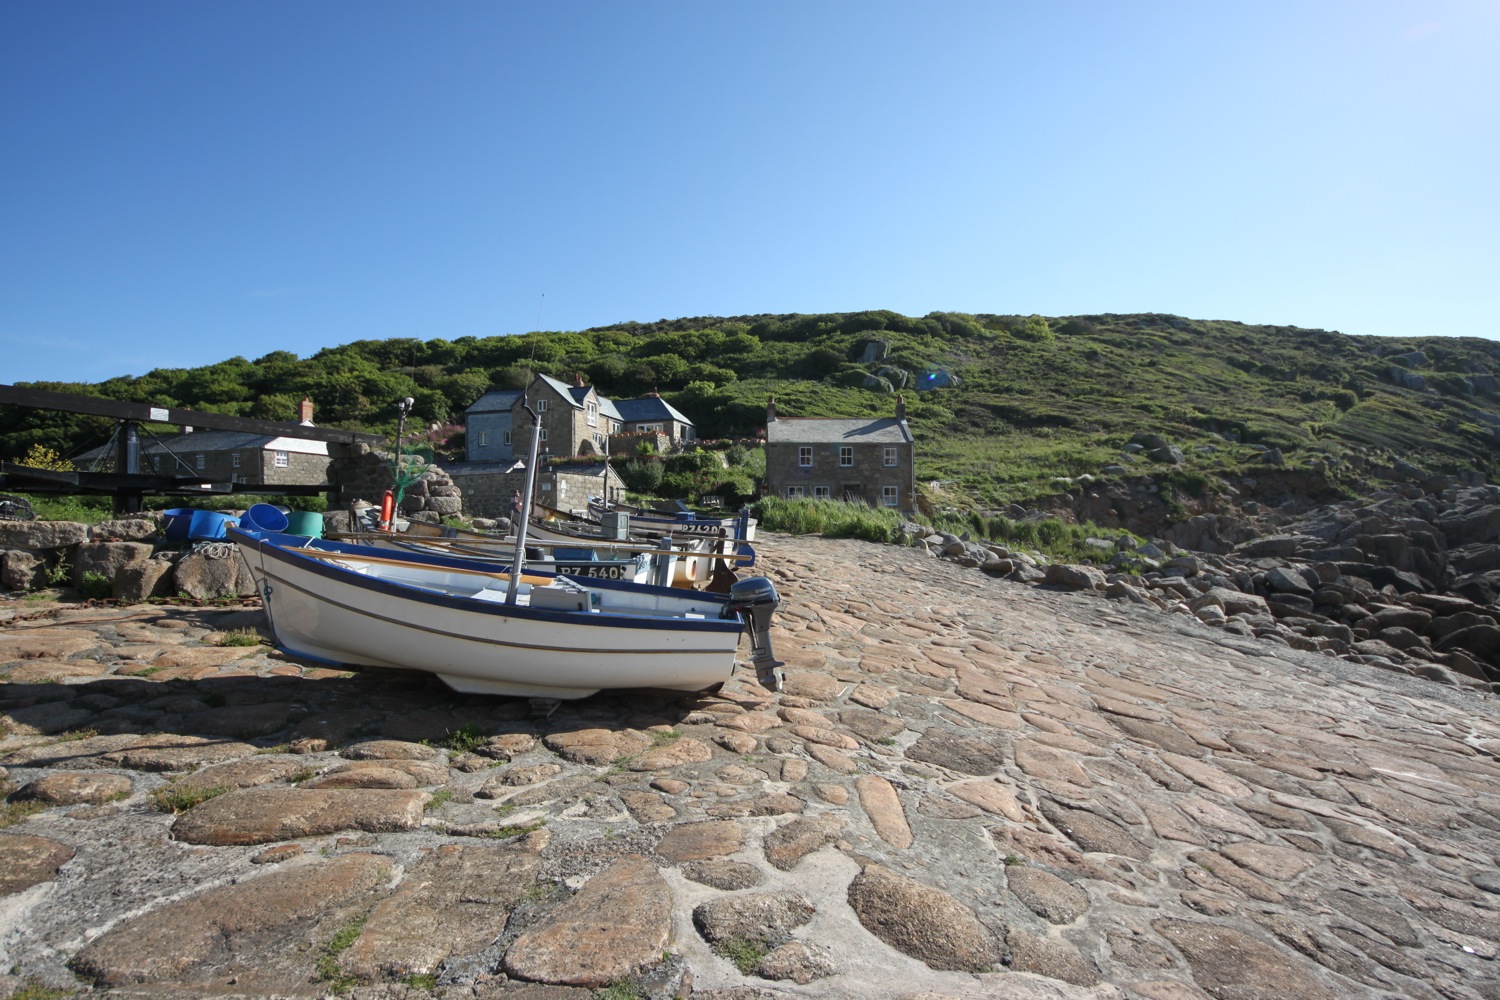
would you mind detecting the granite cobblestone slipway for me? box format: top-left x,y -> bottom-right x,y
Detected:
1,529 -> 1499,999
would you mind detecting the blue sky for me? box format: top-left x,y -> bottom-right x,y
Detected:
3,1 -> 1496,384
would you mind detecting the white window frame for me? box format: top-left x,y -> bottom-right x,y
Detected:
785,486 -> 805,499
503,430 -> 512,446
539,428 -> 548,443
798,446 -> 813,467
883,446 -> 897,467
813,485 -> 831,500
274,450 -> 289,468
478,431 -> 489,447
882,485 -> 899,507
195,453 -> 206,470
536,398 -> 548,412
586,403 -> 597,427
231,452 -> 241,469
839,446 -> 854,467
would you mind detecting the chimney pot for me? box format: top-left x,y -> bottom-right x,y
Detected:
895,394 -> 906,420
767,396 -> 777,422
299,397 -> 315,424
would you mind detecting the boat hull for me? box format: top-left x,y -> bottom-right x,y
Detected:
232,530 -> 745,699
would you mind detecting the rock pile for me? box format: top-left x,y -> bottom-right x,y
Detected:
0,517 -> 257,602
904,481 -> 1500,693
399,464 -> 463,520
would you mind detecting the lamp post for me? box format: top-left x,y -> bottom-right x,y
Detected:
394,396 -> 415,477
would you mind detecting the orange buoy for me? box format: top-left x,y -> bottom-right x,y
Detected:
380,489 -> 395,532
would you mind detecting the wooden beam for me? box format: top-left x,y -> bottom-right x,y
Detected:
0,384 -> 384,445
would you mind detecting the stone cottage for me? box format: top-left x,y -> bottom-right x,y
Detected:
73,398 -> 330,488
763,396 -> 915,511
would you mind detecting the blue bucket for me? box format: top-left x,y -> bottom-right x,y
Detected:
283,510 -> 324,538
241,503 -> 290,533
187,510 -> 239,541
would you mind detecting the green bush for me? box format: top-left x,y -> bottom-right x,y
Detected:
617,458 -> 663,493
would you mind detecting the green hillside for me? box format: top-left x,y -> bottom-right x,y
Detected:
7,311 -> 1499,506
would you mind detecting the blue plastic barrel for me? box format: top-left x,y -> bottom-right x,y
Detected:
187,510 -> 238,540
241,503 -> 290,533
162,508 -> 196,541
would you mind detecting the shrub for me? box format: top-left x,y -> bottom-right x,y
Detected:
77,571 -> 112,600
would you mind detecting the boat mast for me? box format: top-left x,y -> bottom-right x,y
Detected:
505,403 -> 543,605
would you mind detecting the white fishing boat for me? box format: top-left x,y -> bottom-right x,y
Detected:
587,497 -> 757,542
230,527 -> 785,698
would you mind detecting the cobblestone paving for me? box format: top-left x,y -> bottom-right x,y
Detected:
2,533 -> 1499,999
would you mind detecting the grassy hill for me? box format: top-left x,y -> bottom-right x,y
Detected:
7,310 -> 1500,507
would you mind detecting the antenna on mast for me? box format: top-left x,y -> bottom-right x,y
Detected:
529,294 -> 544,366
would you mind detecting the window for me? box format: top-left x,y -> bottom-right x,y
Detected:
813,486 -> 831,500
536,398 -> 548,412
539,428 -> 548,443
586,403 -> 597,427
195,453 -> 205,470
882,485 -> 899,507
785,486 -> 804,499
274,450 -> 289,468
231,452 -> 241,469
478,431 -> 489,447
503,431 -> 512,446
884,446 -> 897,467
798,446 -> 812,467
151,457 -> 161,472
839,446 -> 854,467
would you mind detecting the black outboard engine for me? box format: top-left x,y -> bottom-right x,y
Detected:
721,575 -> 785,692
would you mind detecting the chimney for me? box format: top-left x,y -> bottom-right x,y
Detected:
649,386 -> 660,398
574,372 -> 585,388
767,396 -> 777,422
298,397 -> 315,425
895,395 -> 906,421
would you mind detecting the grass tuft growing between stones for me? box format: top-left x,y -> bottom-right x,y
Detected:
150,784 -> 229,814
400,973 -> 437,990
0,800 -> 46,829
424,790 -> 454,811
714,937 -> 771,975
649,728 -> 682,747
485,819 -> 546,840
216,628 -> 265,647
315,915 -> 367,994
8,978 -> 77,1000
53,729 -> 97,743
438,722 -> 490,753
594,979 -> 646,1000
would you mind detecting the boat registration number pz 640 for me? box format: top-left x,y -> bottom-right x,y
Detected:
554,563 -> 632,580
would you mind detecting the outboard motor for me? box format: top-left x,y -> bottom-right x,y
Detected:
721,576 -> 785,692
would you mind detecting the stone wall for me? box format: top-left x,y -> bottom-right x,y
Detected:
447,464 -> 529,520
325,442 -> 395,508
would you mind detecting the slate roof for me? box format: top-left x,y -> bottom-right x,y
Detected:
465,389 -> 522,414
614,397 -> 694,427
765,417 -> 912,445
538,374 -> 584,408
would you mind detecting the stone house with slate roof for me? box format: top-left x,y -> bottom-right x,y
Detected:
463,375 -> 698,463
763,396 -> 915,512
74,398 -> 331,487
612,393 -> 696,445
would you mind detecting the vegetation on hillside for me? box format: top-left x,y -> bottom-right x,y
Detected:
6,311 -> 1498,506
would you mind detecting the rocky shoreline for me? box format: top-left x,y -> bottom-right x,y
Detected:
3,528 -> 1500,999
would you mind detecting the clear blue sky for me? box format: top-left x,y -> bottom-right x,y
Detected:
3,1 -> 1496,384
